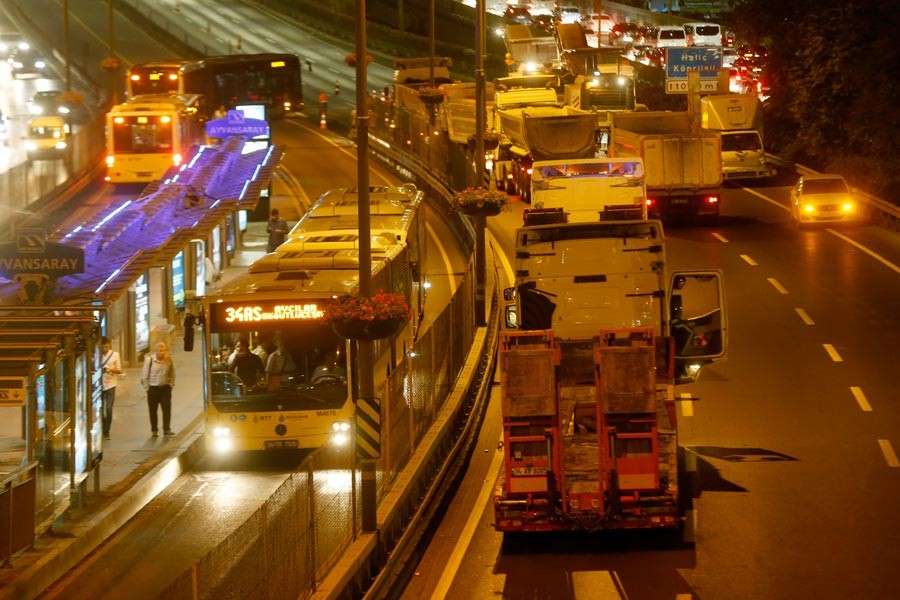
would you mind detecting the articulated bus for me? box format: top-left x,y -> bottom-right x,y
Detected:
105,94 -> 206,184
126,60 -> 187,97
127,54 -> 304,119
200,184 -> 427,453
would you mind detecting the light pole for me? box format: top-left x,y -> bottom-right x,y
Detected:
474,0 -> 487,327
354,0 -> 377,534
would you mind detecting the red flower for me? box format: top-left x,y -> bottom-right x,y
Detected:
324,290 -> 411,322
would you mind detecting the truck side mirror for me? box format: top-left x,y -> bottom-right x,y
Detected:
503,287 -> 516,301
505,304 -> 518,329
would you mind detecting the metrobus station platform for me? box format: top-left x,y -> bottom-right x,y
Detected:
0,222 -> 271,598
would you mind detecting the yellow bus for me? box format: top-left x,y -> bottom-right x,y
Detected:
199,184 -> 428,453
104,93 -> 205,184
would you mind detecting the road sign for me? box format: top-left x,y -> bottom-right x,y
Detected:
0,377 -> 27,407
666,79 -> 720,94
355,397 -> 381,459
666,47 -> 722,80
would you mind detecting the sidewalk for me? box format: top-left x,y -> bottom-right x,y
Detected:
0,219 -> 275,598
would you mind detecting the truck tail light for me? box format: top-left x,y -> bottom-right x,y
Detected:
706,195 -> 719,205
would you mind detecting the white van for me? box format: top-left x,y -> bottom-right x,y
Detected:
684,22 -> 722,47
654,25 -> 687,48
25,115 -> 69,160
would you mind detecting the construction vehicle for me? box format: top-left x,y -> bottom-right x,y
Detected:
609,111 -> 722,222
700,93 -> 771,181
494,214 -> 727,535
503,24 -> 562,76
530,157 -> 647,222
494,87 -> 598,202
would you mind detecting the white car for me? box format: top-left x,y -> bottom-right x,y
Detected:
557,6 -> 582,24
790,174 -> 859,225
654,25 -> 687,48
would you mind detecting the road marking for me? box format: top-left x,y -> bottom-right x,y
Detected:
284,120 -> 393,186
850,387 -> 872,412
768,278 -> 788,294
827,229 -> 900,275
680,392 -> 694,417
712,232 -> 729,243
794,308 -> 815,325
823,344 -> 843,362
744,187 -> 788,211
489,231 -> 515,284
433,438 -> 505,600
275,166 -> 311,214
878,440 -> 899,467
739,254 -> 757,266
426,221 -> 457,295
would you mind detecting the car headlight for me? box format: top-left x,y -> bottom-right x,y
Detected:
55,141 -> 67,150
841,202 -> 854,213
25,141 -> 37,151
59,106 -> 70,114
35,60 -> 46,69
802,203 -> 815,214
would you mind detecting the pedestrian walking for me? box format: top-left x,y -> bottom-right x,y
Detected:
334,79 -> 341,95
306,58 -> 313,72
100,337 -> 122,440
141,342 -> 176,437
266,208 -> 289,252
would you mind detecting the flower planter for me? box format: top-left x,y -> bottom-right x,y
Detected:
459,204 -> 502,217
332,318 -> 403,340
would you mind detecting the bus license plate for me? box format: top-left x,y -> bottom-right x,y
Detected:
671,198 -> 689,205
265,439 -> 299,450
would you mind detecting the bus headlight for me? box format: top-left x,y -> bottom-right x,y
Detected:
106,155 -> 115,167
25,141 -> 37,151
331,421 -> 350,446
212,426 -> 231,437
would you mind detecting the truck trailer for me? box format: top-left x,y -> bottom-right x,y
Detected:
494,90 -> 598,202
494,215 -> 727,534
609,111 -> 722,223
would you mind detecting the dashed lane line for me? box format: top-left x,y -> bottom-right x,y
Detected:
767,278 -> 789,294
823,344 -> 843,362
851,387 -> 872,412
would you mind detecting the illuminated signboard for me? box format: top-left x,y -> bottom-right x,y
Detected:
208,300 -> 326,330
134,272 -> 150,352
172,251 -> 185,309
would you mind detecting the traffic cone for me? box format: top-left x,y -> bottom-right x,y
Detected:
320,112 -> 327,129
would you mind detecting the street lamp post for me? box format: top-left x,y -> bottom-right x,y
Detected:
354,0 -> 377,535
474,0 -> 487,327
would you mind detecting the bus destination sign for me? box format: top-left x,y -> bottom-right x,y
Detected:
209,300 -> 325,329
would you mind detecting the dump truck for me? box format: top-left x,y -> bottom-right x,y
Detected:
494,88 -> 598,202
503,24 -> 562,76
609,111 -> 722,222
530,157 -> 647,222
494,214 -> 728,535
700,93 -> 770,181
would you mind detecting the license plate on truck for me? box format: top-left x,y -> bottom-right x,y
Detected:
671,198 -> 689,205
264,439 -> 299,450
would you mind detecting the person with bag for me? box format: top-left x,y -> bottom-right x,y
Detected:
141,342 -> 176,437
100,336 -> 123,440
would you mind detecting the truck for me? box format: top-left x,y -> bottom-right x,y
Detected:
503,24 -> 562,76
609,111 -> 722,222
530,157 -> 647,222
494,214 -> 728,535
494,87 -> 598,202
700,93 -> 770,181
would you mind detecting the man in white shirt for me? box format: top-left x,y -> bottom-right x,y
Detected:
141,342 -> 176,437
100,337 -> 123,440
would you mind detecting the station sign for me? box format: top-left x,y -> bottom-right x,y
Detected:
666,79 -> 720,93
0,229 -> 85,278
0,376 -> 27,407
206,109 -> 269,139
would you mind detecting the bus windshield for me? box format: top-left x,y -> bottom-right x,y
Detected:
111,116 -> 173,154
208,322 -> 350,411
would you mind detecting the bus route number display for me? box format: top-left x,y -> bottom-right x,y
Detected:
210,301 -> 324,329
224,303 -> 323,323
